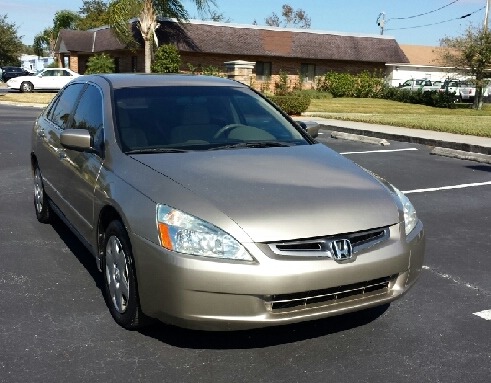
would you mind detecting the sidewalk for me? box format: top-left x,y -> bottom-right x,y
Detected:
298,114 -> 491,162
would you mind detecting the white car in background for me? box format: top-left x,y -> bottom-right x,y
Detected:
6,68 -> 79,92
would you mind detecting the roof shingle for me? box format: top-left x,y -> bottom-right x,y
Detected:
56,19 -> 409,64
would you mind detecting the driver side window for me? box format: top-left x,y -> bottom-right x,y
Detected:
70,84 -> 104,153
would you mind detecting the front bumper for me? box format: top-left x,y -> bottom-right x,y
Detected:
133,221 -> 425,330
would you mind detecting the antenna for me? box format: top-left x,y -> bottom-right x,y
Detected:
377,12 -> 386,35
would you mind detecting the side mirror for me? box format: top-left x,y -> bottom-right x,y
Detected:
296,121 -> 319,138
60,129 -> 93,151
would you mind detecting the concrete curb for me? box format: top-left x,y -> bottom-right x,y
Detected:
330,131 -> 390,146
431,147 -> 491,164
0,100 -> 45,108
319,123 -> 491,156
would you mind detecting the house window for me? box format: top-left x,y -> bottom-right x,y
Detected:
256,61 -> 272,81
132,56 -> 138,72
301,63 -> 316,82
114,57 -> 120,73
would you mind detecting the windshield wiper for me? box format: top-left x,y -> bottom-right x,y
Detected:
126,148 -> 188,154
209,141 -> 293,150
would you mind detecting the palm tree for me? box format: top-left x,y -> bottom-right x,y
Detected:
108,0 -> 215,73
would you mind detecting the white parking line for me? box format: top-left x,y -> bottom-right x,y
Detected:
473,310 -> 491,320
423,266 -> 491,321
403,181 -> 491,194
340,148 -> 419,155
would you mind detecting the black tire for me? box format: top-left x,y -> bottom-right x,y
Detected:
20,81 -> 33,93
102,220 -> 143,329
33,166 -> 51,223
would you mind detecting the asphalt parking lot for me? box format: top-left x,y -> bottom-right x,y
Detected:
1,104 -> 490,383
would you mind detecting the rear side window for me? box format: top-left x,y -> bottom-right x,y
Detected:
46,83 -> 85,129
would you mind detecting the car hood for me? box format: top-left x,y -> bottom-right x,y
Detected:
132,144 -> 400,242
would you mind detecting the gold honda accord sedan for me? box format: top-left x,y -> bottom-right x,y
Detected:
31,74 -> 425,330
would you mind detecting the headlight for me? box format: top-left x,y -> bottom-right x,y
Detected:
392,187 -> 418,236
363,169 -> 419,236
156,204 -> 253,261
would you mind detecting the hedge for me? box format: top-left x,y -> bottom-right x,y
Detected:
268,93 -> 311,115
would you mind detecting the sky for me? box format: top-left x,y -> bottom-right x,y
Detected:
1,0 -> 489,46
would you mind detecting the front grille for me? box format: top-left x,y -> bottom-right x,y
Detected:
268,275 -> 395,312
268,227 -> 390,258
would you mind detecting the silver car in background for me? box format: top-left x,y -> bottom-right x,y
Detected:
31,74 -> 425,331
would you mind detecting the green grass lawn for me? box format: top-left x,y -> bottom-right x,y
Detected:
308,98 -> 491,138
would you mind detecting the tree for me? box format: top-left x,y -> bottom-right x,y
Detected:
0,14 -> 23,66
108,0 -> 215,74
203,10 -> 230,23
76,0 -> 111,30
85,53 -> 115,73
265,4 -> 311,29
33,10 -> 80,57
53,10 -> 81,36
33,28 -> 52,57
440,26 -> 491,110
151,43 -> 181,73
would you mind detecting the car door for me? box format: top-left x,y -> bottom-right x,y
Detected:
32,70 -> 54,89
34,83 -> 86,210
56,83 -> 105,242
52,69 -> 71,89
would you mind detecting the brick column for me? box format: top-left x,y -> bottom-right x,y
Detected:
224,60 -> 255,85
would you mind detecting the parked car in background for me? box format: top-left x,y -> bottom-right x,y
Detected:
459,83 -> 490,102
6,67 -> 79,92
399,79 -> 441,92
31,74 -> 425,331
438,79 -> 472,101
1,66 -> 32,83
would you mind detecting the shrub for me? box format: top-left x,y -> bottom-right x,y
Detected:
186,63 -> 223,77
269,93 -> 311,115
85,53 -> 115,74
274,70 -> 290,95
380,87 -> 457,108
151,44 -> 181,73
316,70 -> 386,98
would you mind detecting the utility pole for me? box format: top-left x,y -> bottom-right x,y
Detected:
485,0 -> 490,29
376,12 -> 386,35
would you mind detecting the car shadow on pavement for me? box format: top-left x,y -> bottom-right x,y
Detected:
140,304 -> 389,349
466,164 -> 491,173
50,214 -> 104,291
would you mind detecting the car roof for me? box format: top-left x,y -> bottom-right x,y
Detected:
77,73 -> 244,89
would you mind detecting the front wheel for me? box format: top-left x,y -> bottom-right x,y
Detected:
20,81 -> 33,93
33,166 -> 51,223
102,220 -> 143,329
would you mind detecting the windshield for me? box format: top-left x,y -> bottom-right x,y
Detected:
113,85 -> 309,152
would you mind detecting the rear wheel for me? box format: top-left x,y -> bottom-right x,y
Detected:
33,166 -> 51,223
20,81 -> 33,93
102,220 -> 143,329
